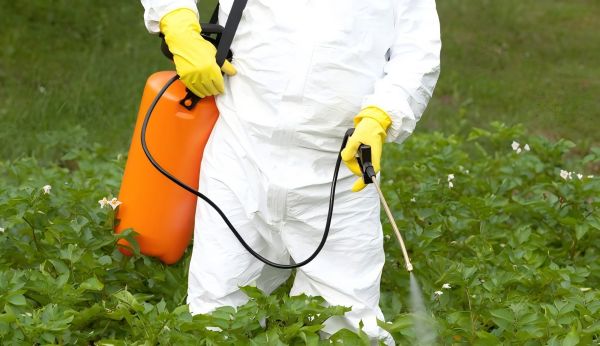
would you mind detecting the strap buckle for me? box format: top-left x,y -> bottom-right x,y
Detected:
179,90 -> 201,111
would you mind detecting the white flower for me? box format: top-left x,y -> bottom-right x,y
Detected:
108,198 -> 123,210
524,144 -> 530,151
98,197 -> 109,208
516,148 -> 522,154
442,283 -> 451,289
588,175 -> 594,178
42,185 -> 52,194
434,290 -> 443,296
447,174 -> 455,188
577,173 -> 583,180
568,171 -> 573,180
465,169 -> 470,174
560,170 -> 569,180
410,197 -> 416,203
0,227 -> 4,233
511,141 -> 520,151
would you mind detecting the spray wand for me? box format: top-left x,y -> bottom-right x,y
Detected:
356,144 -> 414,272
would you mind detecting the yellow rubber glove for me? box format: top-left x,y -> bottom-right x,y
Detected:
160,8 -> 237,97
341,107 -> 392,192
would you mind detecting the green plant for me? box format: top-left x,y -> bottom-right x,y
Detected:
1,123 -> 599,344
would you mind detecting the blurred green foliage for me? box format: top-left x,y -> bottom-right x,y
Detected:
0,0 -> 214,161
424,0 -> 600,147
1,0 -> 599,161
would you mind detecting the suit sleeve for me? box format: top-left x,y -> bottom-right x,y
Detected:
141,0 -> 199,33
361,0 -> 441,143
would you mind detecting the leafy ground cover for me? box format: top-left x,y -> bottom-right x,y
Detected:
1,123 -> 599,344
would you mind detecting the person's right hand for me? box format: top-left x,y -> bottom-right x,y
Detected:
160,8 -> 237,97
341,107 -> 391,192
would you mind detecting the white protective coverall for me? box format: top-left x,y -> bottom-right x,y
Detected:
142,0 -> 440,344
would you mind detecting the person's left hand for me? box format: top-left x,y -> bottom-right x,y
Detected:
341,107 -> 391,192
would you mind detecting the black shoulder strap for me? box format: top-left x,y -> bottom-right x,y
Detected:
178,0 -> 248,110
215,0 -> 248,67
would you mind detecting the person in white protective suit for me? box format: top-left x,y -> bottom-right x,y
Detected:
141,0 -> 440,344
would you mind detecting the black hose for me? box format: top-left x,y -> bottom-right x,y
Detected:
141,75 -> 348,269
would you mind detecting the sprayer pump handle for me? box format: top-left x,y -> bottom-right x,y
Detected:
343,128 -> 375,184
357,145 -> 375,184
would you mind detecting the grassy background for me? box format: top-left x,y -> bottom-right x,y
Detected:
1,0 -> 599,161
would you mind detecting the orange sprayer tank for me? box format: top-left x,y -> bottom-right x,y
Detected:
115,71 -> 218,264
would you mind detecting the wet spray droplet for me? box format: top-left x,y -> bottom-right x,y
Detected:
409,273 -> 438,345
